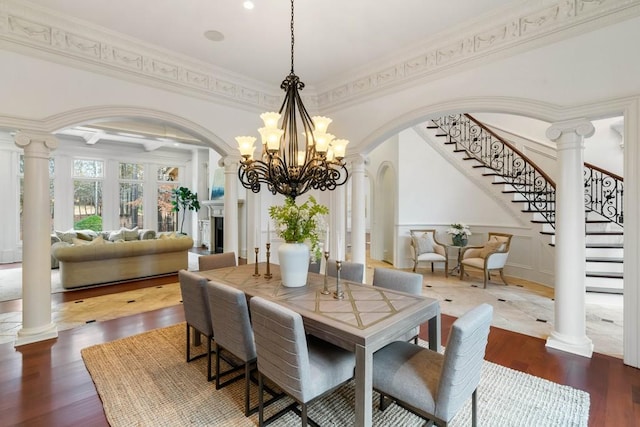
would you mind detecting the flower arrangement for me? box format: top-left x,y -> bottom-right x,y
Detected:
269,196 -> 329,259
447,223 -> 472,237
447,223 -> 471,246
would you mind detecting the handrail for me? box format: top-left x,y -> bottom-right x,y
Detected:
431,113 -> 557,228
465,114 -> 556,187
430,114 -> 624,229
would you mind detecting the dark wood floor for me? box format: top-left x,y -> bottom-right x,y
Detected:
1,276 -> 639,427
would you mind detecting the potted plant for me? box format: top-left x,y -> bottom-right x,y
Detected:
269,196 -> 328,287
171,186 -> 201,235
447,223 -> 471,246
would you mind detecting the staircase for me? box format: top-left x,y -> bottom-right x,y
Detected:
428,114 -> 624,293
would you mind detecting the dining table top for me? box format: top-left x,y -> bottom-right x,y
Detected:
196,262 -> 440,351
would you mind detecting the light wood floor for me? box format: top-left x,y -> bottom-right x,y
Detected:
0,273 -> 639,426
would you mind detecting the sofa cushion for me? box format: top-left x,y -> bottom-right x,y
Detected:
72,235 -> 106,246
108,230 -> 125,242
55,230 -> 77,243
121,226 -> 139,241
76,231 -> 94,241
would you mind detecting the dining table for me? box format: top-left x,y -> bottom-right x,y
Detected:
196,262 -> 441,427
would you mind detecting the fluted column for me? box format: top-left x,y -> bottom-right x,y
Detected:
14,132 -> 58,346
350,154 -> 367,270
222,156 -> 239,257
545,119 -> 595,358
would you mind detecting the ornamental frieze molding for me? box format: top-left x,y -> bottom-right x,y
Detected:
0,0 -> 638,111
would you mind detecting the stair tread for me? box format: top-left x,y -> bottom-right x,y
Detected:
586,257 -> 624,263
522,209 -> 555,213
585,231 -> 623,236
586,271 -> 623,279
586,243 -> 623,248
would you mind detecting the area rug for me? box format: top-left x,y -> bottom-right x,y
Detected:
81,323 -> 590,426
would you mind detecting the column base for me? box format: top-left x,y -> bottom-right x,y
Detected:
15,323 -> 58,347
545,331 -> 593,358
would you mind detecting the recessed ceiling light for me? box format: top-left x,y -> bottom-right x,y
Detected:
243,1 -> 255,10
204,30 -> 225,42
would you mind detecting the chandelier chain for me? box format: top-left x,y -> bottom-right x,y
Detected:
290,0 -> 295,75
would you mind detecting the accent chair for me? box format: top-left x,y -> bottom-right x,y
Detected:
409,229 -> 448,276
459,232 -> 513,288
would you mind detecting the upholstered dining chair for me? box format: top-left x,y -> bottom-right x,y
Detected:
205,281 -> 281,416
198,251 -> 237,271
250,296 -> 356,426
307,259 -> 321,274
373,303 -> 493,427
372,267 -> 423,344
409,229 -> 448,277
459,232 -> 513,288
178,269 -> 215,381
327,259 -> 365,283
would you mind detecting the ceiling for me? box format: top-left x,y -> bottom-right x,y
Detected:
25,0 -> 525,89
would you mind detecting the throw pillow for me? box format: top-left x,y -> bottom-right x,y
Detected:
121,226 -> 139,241
89,235 -> 106,245
76,231 -> 94,241
109,230 -> 124,242
72,235 -> 106,246
159,232 -> 177,240
478,240 -> 502,259
55,230 -> 76,243
413,233 -> 435,255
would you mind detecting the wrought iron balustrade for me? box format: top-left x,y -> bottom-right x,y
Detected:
584,163 -> 623,226
431,114 -> 556,227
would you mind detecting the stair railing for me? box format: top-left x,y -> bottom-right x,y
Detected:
431,114 -> 557,227
584,162 -> 623,226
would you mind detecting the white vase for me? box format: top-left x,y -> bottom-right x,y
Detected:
278,242 -> 310,287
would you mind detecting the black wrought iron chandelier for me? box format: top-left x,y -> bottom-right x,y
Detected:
236,0 -> 349,201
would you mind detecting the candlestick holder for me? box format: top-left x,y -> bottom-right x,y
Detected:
264,243 -> 272,279
321,250 -> 330,295
333,260 -> 344,300
253,247 -> 260,277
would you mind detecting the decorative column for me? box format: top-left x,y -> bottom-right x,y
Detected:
545,119 -> 595,358
350,154 -> 367,270
331,183 -> 348,264
14,132 -> 59,346
222,156 -> 239,257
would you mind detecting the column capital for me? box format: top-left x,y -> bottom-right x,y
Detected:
14,131 -> 59,151
220,156 -> 241,170
346,153 -> 367,171
546,118 -> 595,142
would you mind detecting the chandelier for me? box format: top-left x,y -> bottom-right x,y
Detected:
236,0 -> 349,201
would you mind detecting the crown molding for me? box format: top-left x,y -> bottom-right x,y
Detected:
0,0 -> 638,113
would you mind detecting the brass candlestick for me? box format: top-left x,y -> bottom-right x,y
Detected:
264,243 -> 272,279
253,247 -> 260,277
321,250 -> 330,295
333,260 -> 344,300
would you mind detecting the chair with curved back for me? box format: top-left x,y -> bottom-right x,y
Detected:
178,269 -> 215,381
372,267 -> 423,344
409,229 -> 448,277
198,251 -> 237,271
373,303 -> 493,427
250,296 -> 356,426
459,232 -> 513,288
326,259 -> 365,283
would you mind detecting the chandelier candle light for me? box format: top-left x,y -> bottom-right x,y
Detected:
236,0 -> 349,201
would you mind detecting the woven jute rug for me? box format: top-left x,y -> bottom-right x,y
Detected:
81,323 -> 590,426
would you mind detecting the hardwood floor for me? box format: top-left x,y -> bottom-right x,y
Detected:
1,278 -> 639,426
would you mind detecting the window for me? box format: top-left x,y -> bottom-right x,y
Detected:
19,156 -> 55,239
119,163 -> 144,228
73,159 -> 103,230
157,166 -> 179,232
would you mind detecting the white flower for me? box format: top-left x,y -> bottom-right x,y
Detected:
447,223 -> 471,236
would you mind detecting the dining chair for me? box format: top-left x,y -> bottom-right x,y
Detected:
198,251 -> 237,271
250,296 -> 356,426
459,232 -> 512,288
373,303 -> 493,427
372,267 -> 423,344
327,259 -> 365,283
307,259 -> 322,274
205,280 -> 281,416
178,269 -> 215,381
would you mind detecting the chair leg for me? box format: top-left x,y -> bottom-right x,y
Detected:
379,393 -> 391,411
244,362 -> 251,416
499,269 -> 508,286
301,403 -> 308,427
258,373 -> 264,427
483,270 -> 488,289
472,388 -> 478,427
207,338 -> 213,381
459,264 -> 464,280
215,343 -> 221,388
444,260 -> 448,278
413,260 -> 417,272
185,323 -> 191,362
431,263 -> 434,273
